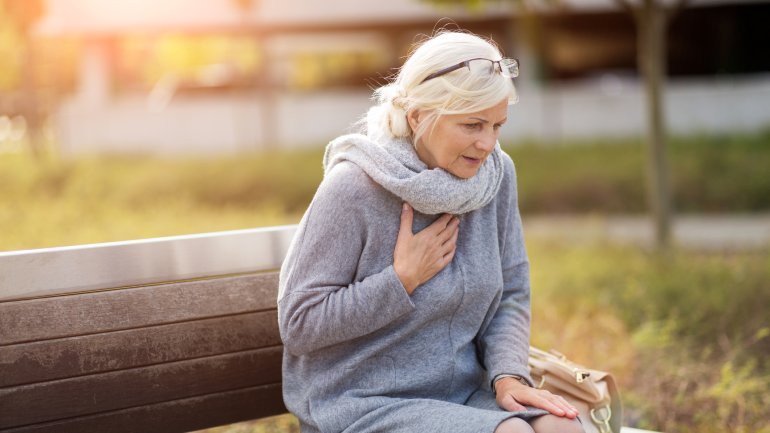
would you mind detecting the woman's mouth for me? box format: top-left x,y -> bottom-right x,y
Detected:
462,156 -> 483,165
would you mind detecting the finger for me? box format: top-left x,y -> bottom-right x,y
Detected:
549,399 -> 573,418
440,229 -> 458,259
554,396 -> 579,418
440,227 -> 459,256
426,213 -> 454,234
429,243 -> 455,273
435,217 -> 459,244
533,395 -> 567,417
439,243 -> 456,268
397,203 -> 414,241
499,394 -> 527,412
431,253 -> 450,272
547,394 -> 574,414
436,214 -> 459,239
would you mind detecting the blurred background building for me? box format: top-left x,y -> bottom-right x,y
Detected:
1,0 -> 769,154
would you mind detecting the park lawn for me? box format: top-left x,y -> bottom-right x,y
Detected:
0,151 -> 315,251
2,127 -> 770,252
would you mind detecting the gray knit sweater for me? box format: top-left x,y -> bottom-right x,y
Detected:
277,150 -> 545,433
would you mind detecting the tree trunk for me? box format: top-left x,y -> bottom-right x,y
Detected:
21,30 -> 44,160
637,3 -> 672,249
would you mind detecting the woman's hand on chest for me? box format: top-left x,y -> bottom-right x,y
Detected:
393,203 -> 459,295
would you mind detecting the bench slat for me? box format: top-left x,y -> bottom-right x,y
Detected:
0,311 -> 280,388
0,346 -> 283,429
0,273 -> 278,345
1,383 -> 286,433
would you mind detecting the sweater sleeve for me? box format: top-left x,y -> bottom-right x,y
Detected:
477,158 -> 534,387
277,163 -> 416,357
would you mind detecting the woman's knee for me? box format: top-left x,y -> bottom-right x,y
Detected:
529,414 -> 585,433
494,417 -> 535,433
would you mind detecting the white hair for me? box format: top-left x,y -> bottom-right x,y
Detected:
364,31 -> 518,144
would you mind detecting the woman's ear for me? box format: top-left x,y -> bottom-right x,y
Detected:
406,109 -> 421,133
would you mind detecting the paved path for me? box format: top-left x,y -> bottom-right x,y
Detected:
523,213 -> 770,251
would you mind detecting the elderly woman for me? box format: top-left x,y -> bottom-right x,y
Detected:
277,31 -> 584,433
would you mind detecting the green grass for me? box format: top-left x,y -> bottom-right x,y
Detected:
4,128 -> 770,251
0,150 -> 323,250
506,129 -> 770,214
527,240 -> 770,433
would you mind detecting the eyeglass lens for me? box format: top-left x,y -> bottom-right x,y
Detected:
500,59 -> 519,78
466,59 -> 519,78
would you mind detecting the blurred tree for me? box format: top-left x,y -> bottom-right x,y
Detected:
612,0 -> 690,250
0,0 -> 45,160
229,0 -> 277,150
425,0 -> 690,250
0,8 -> 22,90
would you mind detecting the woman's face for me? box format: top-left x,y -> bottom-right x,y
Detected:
408,99 -> 508,179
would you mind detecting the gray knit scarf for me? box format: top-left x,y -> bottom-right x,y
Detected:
322,129 -> 504,215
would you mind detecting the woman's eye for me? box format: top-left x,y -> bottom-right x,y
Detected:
464,123 -> 482,130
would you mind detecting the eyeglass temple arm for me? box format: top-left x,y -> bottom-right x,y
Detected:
420,61 -> 470,84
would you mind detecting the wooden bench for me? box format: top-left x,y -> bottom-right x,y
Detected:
0,227 -> 296,433
0,226 -> 655,433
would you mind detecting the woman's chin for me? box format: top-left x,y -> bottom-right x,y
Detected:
448,167 -> 481,179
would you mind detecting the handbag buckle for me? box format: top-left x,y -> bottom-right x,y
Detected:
575,370 -> 591,383
590,405 -> 613,433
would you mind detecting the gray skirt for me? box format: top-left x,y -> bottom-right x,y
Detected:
301,388 -> 549,433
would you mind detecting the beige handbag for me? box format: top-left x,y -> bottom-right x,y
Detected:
528,347 -> 622,433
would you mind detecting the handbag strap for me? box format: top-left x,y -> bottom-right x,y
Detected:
588,369 -> 622,433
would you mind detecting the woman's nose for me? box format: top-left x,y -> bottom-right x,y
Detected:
475,131 -> 496,151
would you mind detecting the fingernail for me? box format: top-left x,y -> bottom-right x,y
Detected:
402,203 -> 408,212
